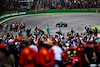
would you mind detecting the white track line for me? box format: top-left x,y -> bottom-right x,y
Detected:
0,14 -> 35,24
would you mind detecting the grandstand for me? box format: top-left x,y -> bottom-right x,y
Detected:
0,0 -> 100,15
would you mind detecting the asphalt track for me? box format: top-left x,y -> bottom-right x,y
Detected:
0,13 -> 100,38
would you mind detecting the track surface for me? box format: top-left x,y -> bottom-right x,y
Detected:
0,13 -> 100,38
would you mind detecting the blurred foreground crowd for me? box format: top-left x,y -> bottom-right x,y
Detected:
0,22 -> 100,67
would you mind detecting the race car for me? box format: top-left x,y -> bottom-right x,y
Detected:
56,21 -> 67,27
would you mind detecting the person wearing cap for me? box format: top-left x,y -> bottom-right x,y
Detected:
38,41 -> 54,67
8,39 -> 15,54
82,41 -> 96,67
19,41 -> 38,67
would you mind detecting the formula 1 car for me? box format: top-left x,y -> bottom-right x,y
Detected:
56,21 -> 67,27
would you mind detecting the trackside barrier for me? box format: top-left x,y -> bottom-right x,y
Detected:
11,13 -> 18,16
0,15 -> 5,19
5,14 -> 11,18
0,12 -> 26,21
19,12 -> 26,15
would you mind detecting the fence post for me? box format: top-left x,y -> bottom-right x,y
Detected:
35,4 -> 37,13
96,9 -> 98,13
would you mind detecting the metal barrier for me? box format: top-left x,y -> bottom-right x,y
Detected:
0,12 -> 26,21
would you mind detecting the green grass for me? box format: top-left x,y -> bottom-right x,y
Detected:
38,9 -> 96,13
26,11 -> 36,14
26,9 -> 96,14
0,9 -> 99,23
0,17 -> 11,22
92,26 -> 100,31
98,10 -> 100,12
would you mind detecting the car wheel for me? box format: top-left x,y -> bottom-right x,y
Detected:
62,24 -> 65,27
65,24 -> 67,27
56,25 -> 59,27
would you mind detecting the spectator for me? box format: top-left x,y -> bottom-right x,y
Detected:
89,25 -> 92,34
13,42 -> 20,67
51,42 -> 63,67
84,26 -> 87,33
94,27 -> 98,35
4,23 -> 8,32
82,42 -> 96,67
71,28 -> 74,35
19,41 -> 38,67
29,40 -> 38,52
0,47 -> 15,67
56,27 -> 62,35
15,23 -> 18,32
38,41 -> 54,67
12,23 -> 15,32
94,42 -> 100,67
46,25 -> 50,35
76,43 -> 84,67
0,39 -> 5,51
26,28 -> 31,37
18,29 -> 22,36
97,32 -> 100,38
0,23 -> 3,31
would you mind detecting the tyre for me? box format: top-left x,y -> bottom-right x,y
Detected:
65,24 -> 67,27
62,24 -> 65,27
56,24 -> 60,27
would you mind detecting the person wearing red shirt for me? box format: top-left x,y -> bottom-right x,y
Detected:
0,39 -> 5,51
19,41 -> 38,67
76,43 -> 84,67
38,41 -> 54,67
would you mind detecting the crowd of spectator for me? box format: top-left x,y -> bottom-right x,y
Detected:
36,0 -> 100,10
10,22 -> 25,32
0,22 -> 100,67
1,0 -> 100,15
